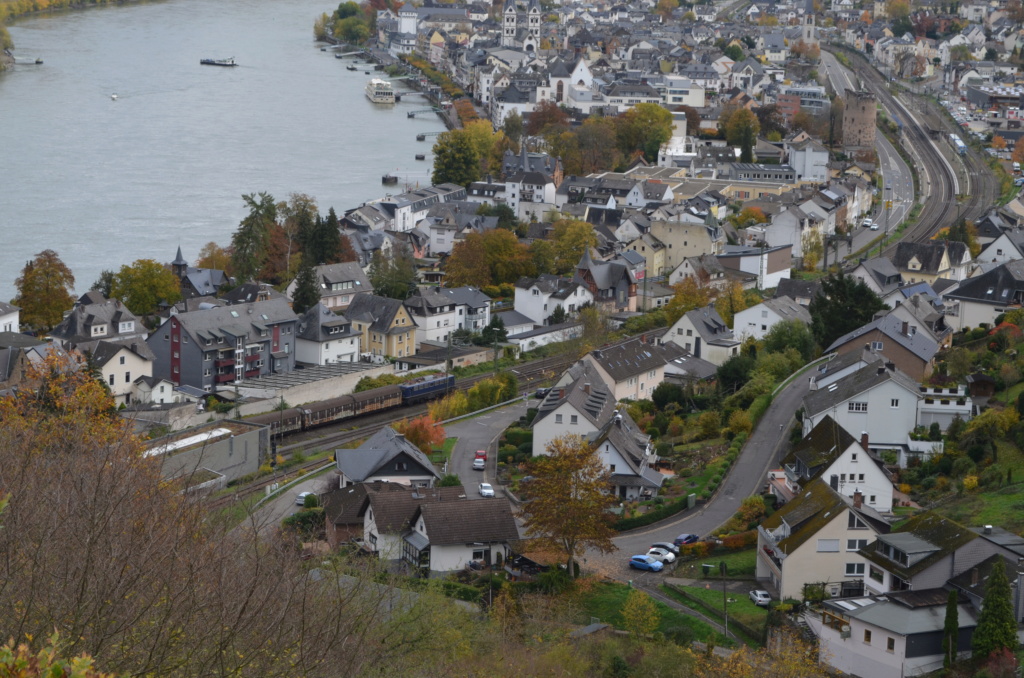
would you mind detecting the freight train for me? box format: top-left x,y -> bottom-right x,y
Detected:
247,373 -> 455,436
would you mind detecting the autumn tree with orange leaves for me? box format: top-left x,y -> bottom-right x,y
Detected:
393,413 -> 446,455
523,434 -> 618,577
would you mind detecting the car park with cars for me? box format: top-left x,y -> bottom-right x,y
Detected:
629,555 -> 664,572
673,533 -> 700,547
646,547 -> 676,563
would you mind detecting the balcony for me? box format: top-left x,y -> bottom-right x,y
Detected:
244,354 -> 260,363
215,357 -> 235,369
214,373 -> 234,384
244,367 -> 260,378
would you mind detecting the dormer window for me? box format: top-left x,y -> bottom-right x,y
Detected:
91,325 -> 107,337
119,321 -> 134,333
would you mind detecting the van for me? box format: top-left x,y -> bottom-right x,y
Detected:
1014,162 -> 1021,173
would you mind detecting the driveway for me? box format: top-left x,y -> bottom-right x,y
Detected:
447,397 -> 531,499
589,373 -> 812,579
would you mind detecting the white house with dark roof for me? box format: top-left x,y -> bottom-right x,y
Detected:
582,337 -> 685,401
513,274 -> 594,325
50,293 -> 148,350
734,294 -> 811,341
86,340 -> 155,406
0,302 -> 19,333
404,286 -> 492,345
285,262 -> 372,312
663,304 -> 741,366
296,303 -> 361,365
335,427 -> 441,488
943,259 -> 1024,331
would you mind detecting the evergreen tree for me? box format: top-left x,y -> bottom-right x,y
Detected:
972,559 -> 1018,661
808,272 -> 886,348
368,249 -> 417,299
480,316 -> 508,345
291,261 -> 321,315
943,589 -> 959,669
431,131 -> 480,187
230,192 -> 276,282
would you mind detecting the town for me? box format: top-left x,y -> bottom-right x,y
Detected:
6,0 -> 1024,674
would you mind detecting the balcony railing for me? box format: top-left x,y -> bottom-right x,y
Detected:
214,373 -> 234,383
215,358 -> 235,368
244,367 -> 260,378
244,354 -> 260,363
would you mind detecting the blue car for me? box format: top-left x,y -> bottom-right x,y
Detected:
629,555 -> 664,572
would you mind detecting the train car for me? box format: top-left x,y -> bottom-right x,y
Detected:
949,133 -> 967,156
305,393 -> 357,429
399,373 -> 456,405
351,384 -> 404,416
246,407 -> 305,435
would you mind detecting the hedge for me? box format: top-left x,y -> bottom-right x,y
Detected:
614,495 -> 691,531
748,393 -> 774,424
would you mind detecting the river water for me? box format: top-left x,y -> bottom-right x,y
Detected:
0,0 -> 445,301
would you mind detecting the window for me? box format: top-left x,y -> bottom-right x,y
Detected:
847,539 -> 868,551
886,637 -> 895,653
845,563 -> 865,576
124,372 -> 130,383
849,514 -> 867,529
858,474 -> 865,482
869,566 -> 884,583
203,369 -> 211,377
817,539 -> 840,552
472,549 -> 485,561
570,415 -> 578,425
395,462 -> 408,471
863,629 -> 872,644
870,341 -> 883,350
108,374 -> 115,386
555,414 -> 563,424
119,356 -> 125,365
851,453 -> 858,462
891,399 -> 899,408
848,402 -> 868,413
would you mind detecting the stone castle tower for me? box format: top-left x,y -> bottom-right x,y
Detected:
843,89 -> 877,149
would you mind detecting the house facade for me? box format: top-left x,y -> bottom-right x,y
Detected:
295,303 -> 361,365
344,292 -> 418,358
663,304 -> 741,366
285,262 -> 372,312
733,294 -> 811,341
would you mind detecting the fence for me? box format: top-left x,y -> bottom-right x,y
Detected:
664,583 -> 766,644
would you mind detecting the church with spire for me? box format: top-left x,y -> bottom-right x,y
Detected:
501,0 -> 542,51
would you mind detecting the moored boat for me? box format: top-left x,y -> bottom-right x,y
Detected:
200,57 -> 237,67
346,64 -> 357,71
365,78 -> 396,104
382,174 -> 398,185
415,154 -> 425,160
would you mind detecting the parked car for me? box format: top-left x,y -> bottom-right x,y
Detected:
478,482 -> 495,497
534,387 -> 551,399
650,541 -> 680,556
472,457 -> 486,470
673,533 -> 700,547
629,555 -> 664,572
647,547 -> 677,563
295,491 -> 314,506
870,222 -> 879,231
749,590 -> 772,607
474,449 -> 487,460
861,218 -> 873,228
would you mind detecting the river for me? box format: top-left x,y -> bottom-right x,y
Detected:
0,0 -> 446,301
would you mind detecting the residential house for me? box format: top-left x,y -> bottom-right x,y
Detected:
574,250 -> 637,313
0,302 -> 19,333
976,228 -> 1024,265
0,332 -> 73,395
774,415 -> 894,512
890,241 -> 969,285
506,170 -> 557,221
667,253 -> 729,291
404,287 -> 460,345
130,375 -> 200,407
663,304 -> 741,366
786,138 -> 830,183
824,314 -> 939,381
146,298 -> 300,391
733,294 -> 812,341
285,262 -> 372,312
775,278 -> 822,307
589,414 -> 665,500
943,259 -> 1024,331
295,303 -> 361,366
86,340 -> 156,406
885,293 -> 954,349
757,478 -> 889,600
171,247 -> 229,299
513,274 -> 594,325
717,244 -> 793,290
344,292 -> 418,358
649,219 -> 725,274
851,257 -> 905,303
335,426 -> 442,488
581,337 -> 685,402
50,293 -> 148,350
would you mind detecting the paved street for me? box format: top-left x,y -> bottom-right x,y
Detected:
447,397 -> 531,499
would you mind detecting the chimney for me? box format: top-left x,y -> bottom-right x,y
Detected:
853,490 -> 863,509
984,524 -> 993,535
901,321 -> 909,336
877,366 -> 886,375
583,382 -> 591,394
559,388 -> 566,399
971,567 -> 980,587
861,432 -> 869,450
885,361 -> 896,372
865,342 -> 872,352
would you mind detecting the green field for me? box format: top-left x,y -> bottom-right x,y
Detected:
661,584 -> 767,646
577,581 -> 733,647
675,548 -> 757,579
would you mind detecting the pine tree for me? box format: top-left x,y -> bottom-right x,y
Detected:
943,589 -> 959,668
291,261 -> 321,315
972,559 -> 1018,661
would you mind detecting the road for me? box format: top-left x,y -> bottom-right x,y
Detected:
820,51 -> 915,259
448,398 -> 531,499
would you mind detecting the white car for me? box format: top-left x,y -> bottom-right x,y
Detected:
478,483 -> 495,497
749,590 -> 772,607
646,547 -> 677,563
472,457 -> 486,471
295,491 -> 314,506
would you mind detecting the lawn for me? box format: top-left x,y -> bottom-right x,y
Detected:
675,548 -> 757,579
577,581 -> 733,647
662,584 -> 768,646
939,482 -> 1024,534
432,437 -> 458,463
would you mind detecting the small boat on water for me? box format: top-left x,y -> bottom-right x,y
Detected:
416,134 -> 426,141
365,70 -> 370,74
415,154 -> 426,161
111,93 -> 118,100
382,174 -> 399,185
346,64 -> 357,71
200,57 -> 237,67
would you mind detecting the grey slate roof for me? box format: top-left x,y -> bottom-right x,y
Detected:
822,594 -> 977,637
825,314 -> 939,364
760,295 -> 812,325
774,277 -> 821,305
0,301 -> 19,315
495,310 -> 535,328
82,339 -> 156,366
297,303 -> 357,342
345,292 -> 416,335
944,259 -> 1024,307
803,362 -> 920,419
169,297 -> 298,341
588,338 -> 681,382
514,274 -> 586,300
182,268 -> 228,297
50,296 -> 147,348
854,257 -> 902,293
336,427 -> 441,485
683,304 -> 737,346
415,499 -> 520,545
533,361 -> 616,428
891,241 -> 950,275
361,484 -> 467,534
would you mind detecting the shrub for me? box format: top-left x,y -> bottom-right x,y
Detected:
748,393 -> 774,423
678,541 -> 711,560
504,427 -> 532,448
963,475 -> 979,492
721,530 -> 758,550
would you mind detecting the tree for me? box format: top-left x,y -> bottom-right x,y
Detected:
431,130 -> 480,187
90,269 -> 115,298
290,260 -> 321,314
622,589 -> 660,640
501,110 -> 523,149
231,191 -> 276,282
801,228 -> 824,271
972,558 -> 1018,661
12,249 -> 76,332
334,15 -> 369,43
725,108 -> 760,163
445,234 -> 493,287
723,43 -> 744,61
109,259 -> 182,316
1013,139 -> 1024,166
655,0 -> 679,19
714,281 -> 748,328
754,104 -> 787,138
808,272 -> 886,348
551,219 -> 598,273
529,239 -> 556,276
763,319 -> 818,362
326,207 -> 358,263
368,248 -> 418,299
991,135 -> 1007,151
525,101 -> 570,136
523,434 -> 619,577
393,413 -> 446,455
675,105 -> 702,137
577,116 -> 622,174
0,634 -> 117,678
946,219 -> 981,258
942,589 -> 959,669
438,473 -> 461,487
196,241 -> 231,271
480,316 -> 508,345
717,354 -> 756,394
548,305 -> 567,325
664,277 -> 711,325
616,103 -> 674,162
733,207 -> 767,227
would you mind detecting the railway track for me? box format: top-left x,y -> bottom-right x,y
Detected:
204,352 -> 577,512
826,47 -> 999,255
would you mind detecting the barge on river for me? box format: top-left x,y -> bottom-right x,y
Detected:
200,58 -> 237,67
